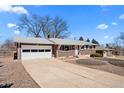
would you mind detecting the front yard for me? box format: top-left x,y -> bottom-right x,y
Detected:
0,56 -> 124,88
65,57 -> 124,76
0,57 -> 39,88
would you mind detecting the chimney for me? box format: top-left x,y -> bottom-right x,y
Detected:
47,34 -> 50,39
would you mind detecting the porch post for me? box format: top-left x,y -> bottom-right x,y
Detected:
75,45 -> 78,56
56,45 -> 61,57
17,43 -> 21,60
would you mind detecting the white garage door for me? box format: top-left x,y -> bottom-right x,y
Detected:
21,45 -> 52,60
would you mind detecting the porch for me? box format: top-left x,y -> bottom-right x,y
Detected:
53,45 -> 79,57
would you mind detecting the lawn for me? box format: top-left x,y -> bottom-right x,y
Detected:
0,57 -> 39,88
95,57 -> 124,67
65,57 -> 124,76
107,56 -> 124,60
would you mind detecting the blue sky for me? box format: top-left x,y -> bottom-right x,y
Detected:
0,5 -> 124,44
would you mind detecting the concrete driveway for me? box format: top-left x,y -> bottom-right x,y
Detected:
22,58 -> 124,88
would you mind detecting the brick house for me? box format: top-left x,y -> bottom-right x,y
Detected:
14,37 -> 111,60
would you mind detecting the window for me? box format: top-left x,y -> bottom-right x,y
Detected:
81,46 -> 84,49
65,46 -> 69,51
45,49 -> 51,52
39,49 -> 44,52
93,45 -> 96,48
90,46 -> 92,49
60,45 -> 64,50
60,45 -> 75,51
31,49 -> 38,52
86,45 -> 88,48
72,45 -> 75,50
23,49 -> 30,52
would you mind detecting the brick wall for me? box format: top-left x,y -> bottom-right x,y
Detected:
57,50 -> 75,57
79,49 -> 96,55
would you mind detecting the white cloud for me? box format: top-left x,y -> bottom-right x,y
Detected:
7,23 -> 17,28
0,5 -> 29,15
112,22 -> 118,26
14,30 -> 20,35
104,35 -> 109,39
119,14 -> 124,19
96,24 -> 108,30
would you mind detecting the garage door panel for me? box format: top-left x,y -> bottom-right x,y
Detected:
22,45 -> 52,49
21,45 -> 52,60
22,53 -> 51,60
22,51 -> 52,60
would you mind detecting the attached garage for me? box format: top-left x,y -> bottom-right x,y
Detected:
14,37 -> 54,60
21,45 -> 52,60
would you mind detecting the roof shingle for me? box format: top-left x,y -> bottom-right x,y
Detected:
14,37 -> 54,45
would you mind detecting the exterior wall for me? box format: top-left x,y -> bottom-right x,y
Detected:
55,45 -> 79,57
79,49 -> 96,55
16,43 -> 21,60
52,45 -> 59,57
106,51 -> 113,56
15,42 -> 100,59
57,50 -> 75,57
55,45 -> 96,57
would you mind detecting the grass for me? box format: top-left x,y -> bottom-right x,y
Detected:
108,61 -> 124,67
109,56 -> 124,60
95,57 -> 124,67
76,59 -> 106,65
66,57 -> 124,76
0,60 -> 40,88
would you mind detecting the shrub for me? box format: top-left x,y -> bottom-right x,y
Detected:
0,83 -> 13,88
90,53 -> 103,57
108,61 -> 124,67
76,59 -> 106,65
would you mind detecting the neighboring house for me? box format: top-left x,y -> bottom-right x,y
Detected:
95,47 -> 113,57
0,48 -> 15,57
14,37 -> 112,60
112,48 -> 124,56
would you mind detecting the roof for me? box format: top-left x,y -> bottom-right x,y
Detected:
49,38 -> 97,45
14,37 -> 98,46
95,47 -> 113,51
82,41 -> 97,46
14,37 -> 54,45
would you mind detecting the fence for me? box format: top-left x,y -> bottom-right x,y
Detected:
0,51 -> 13,57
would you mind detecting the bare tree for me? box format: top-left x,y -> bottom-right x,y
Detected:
40,16 -> 53,38
17,14 -> 69,38
113,37 -> 121,47
51,16 -> 69,38
1,39 -> 15,51
17,14 -> 52,38
119,32 -> 124,48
